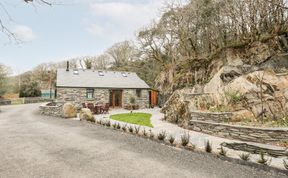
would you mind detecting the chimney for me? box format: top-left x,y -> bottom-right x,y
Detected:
66,61 -> 69,72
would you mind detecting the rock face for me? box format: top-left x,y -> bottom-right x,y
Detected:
161,40 -> 288,126
79,108 -> 94,122
62,102 -> 77,118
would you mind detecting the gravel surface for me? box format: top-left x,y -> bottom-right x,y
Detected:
0,104 -> 286,178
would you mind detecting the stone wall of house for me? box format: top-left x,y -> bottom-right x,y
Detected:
188,120 -> 288,144
57,88 -> 109,108
123,89 -> 149,109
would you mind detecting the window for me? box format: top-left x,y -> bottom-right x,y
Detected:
136,89 -> 142,97
86,89 -> 94,99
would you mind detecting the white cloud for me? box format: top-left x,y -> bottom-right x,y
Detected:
85,0 -> 164,42
13,25 -> 36,42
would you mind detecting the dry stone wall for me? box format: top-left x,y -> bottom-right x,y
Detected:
39,103 -> 63,118
189,120 -> 288,144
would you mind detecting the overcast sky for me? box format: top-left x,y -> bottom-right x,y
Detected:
0,0 -> 165,74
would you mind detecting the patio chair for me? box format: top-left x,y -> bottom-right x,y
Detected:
82,103 -> 87,108
87,103 -> 96,114
95,105 -> 101,114
102,103 -> 110,114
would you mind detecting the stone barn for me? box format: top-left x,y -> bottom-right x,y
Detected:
56,68 -> 154,109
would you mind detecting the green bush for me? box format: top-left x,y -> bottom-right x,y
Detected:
181,132 -> 190,146
168,135 -> 175,144
239,153 -> 250,161
225,90 -> 241,105
19,82 -> 41,98
157,131 -> 166,141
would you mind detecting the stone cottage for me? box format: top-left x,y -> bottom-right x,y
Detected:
56,68 -> 156,109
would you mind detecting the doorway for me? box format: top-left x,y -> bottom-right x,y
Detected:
110,90 -> 123,108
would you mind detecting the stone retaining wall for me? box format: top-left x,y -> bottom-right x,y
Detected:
190,111 -> 233,123
39,103 -> 63,118
188,120 -> 288,144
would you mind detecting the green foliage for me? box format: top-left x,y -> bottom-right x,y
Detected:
134,126 -> 141,134
181,132 -> 190,147
142,129 -> 148,136
112,123 -> 117,129
157,131 -> 167,141
128,125 -> 134,133
271,116 -> 288,127
110,113 -> 153,127
129,96 -> 136,104
105,120 -> 111,127
0,64 -> 10,97
224,90 -> 242,105
219,147 -> 227,156
19,82 -> 41,98
257,151 -> 271,165
168,135 -> 175,144
122,124 -> 127,132
149,129 -> 154,139
205,141 -> 212,153
239,153 -> 250,161
116,123 -> 121,129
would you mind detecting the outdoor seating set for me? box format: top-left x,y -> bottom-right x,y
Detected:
82,103 -> 110,114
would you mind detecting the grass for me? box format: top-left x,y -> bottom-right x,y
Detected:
110,113 -> 153,127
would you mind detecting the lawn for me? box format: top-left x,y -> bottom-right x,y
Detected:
110,113 -> 153,127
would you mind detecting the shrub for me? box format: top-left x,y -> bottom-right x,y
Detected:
116,123 -> 121,129
181,132 -> 190,147
219,146 -> 227,156
142,129 -> 148,136
129,96 -> 136,104
168,135 -> 175,144
149,129 -> 154,139
257,151 -> 271,165
283,159 -> 288,170
225,90 -> 241,105
134,126 -> 141,134
112,123 -> 117,129
157,131 -> 166,141
105,120 -> 111,127
128,125 -> 134,133
19,81 -> 41,97
239,153 -> 250,161
122,124 -> 127,132
205,141 -> 212,153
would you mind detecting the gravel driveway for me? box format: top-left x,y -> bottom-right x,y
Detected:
0,104 -> 286,178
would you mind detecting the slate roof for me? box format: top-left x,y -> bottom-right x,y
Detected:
56,69 -> 150,89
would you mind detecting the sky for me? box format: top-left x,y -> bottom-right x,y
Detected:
0,0 -> 165,74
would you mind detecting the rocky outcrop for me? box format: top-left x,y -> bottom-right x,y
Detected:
161,40 -> 288,125
62,102 -> 77,118
79,108 -> 94,122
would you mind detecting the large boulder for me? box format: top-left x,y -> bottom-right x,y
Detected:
79,108 -> 94,122
62,102 -> 77,118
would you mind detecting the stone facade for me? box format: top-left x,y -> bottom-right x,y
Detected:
57,88 -> 109,108
57,87 -> 150,109
189,120 -> 288,144
123,89 -> 150,109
